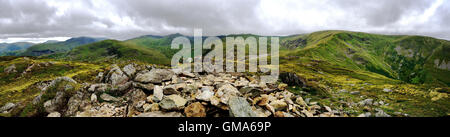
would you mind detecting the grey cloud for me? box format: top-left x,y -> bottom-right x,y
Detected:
332,0 -> 431,26
0,0 -> 449,41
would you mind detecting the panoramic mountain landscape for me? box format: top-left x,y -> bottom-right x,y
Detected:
0,30 -> 448,117
0,0 -> 449,119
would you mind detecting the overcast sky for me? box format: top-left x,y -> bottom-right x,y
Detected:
0,0 -> 449,43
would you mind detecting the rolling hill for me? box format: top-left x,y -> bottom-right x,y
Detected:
66,40 -> 171,65
21,37 -> 105,56
279,30 -> 450,86
0,42 -> 35,56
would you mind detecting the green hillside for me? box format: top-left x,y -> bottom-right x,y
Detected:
124,34 -> 186,59
0,42 -> 34,56
280,30 -> 450,86
21,37 -> 105,56
66,40 -> 170,65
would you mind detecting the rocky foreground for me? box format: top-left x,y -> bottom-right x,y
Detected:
1,63 -> 354,117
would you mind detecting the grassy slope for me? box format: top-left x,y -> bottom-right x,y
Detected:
0,42 -> 34,56
20,37 -> 104,56
0,56 -> 102,106
66,40 -> 171,65
279,30 -> 449,116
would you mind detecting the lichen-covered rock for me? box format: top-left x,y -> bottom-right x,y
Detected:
106,64 -> 129,87
216,84 -> 241,105
159,95 -> 187,110
184,102 -> 206,117
88,83 -> 109,93
228,96 -> 258,117
239,87 -> 263,98
65,91 -> 84,116
134,69 -> 174,84
269,100 -> 287,111
44,91 -> 67,113
122,64 -> 136,77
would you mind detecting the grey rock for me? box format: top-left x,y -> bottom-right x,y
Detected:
375,108 -> 391,117
100,93 -> 120,102
65,91 -> 84,116
359,99 -> 373,106
4,64 -> 17,74
106,64 -> 129,87
43,77 -> 77,91
47,112 -> 61,117
152,85 -> 164,102
239,87 -> 263,98
216,84 -> 241,105
134,69 -> 174,84
305,98 -> 311,104
122,64 -> 136,77
159,95 -> 187,110
228,96 -> 258,117
44,91 -> 67,113
95,72 -> 104,82
135,101 -> 146,112
88,83 -> 109,93
0,103 -> 16,112
91,94 -> 97,102
133,82 -> 154,91
136,111 -> 183,117
196,86 -> 214,101
163,85 -> 179,95
127,89 -> 147,104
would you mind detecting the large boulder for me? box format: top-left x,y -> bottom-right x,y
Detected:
65,91 -> 84,116
134,69 -> 174,84
228,96 -> 258,117
44,91 -> 67,113
43,77 -> 78,91
122,64 -> 136,77
106,64 -> 129,87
